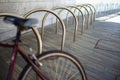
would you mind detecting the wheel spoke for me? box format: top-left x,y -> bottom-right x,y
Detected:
19,51 -> 87,80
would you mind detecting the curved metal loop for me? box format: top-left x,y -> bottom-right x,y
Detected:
0,13 -> 24,18
76,5 -> 91,29
82,4 -> 94,25
66,6 -> 85,34
31,27 -> 42,54
85,4 -> 96,22
52,7 -> 78,42
23,8 -> 66,51
0,13 -> 42,54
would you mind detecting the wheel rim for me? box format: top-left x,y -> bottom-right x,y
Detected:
22,52 -> 86,80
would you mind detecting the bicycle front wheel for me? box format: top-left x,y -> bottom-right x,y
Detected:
19,50 -> 87,80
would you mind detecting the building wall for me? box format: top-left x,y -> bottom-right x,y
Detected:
0,0 -> 120,41
0,0 -> 120,14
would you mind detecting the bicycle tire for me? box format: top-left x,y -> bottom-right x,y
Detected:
18,50 -> 87,80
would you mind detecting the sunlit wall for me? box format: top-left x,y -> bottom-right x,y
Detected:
0,0 -> 120,14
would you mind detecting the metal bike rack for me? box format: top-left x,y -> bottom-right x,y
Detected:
82,4 -> 96,25
51,7 -> 78,42
85,4 -> 96,22
31,27 -> 43,54
0,13 -> 42,54
66,6 -> 85,34
23,8 -> 66,51
82,4 -> 94,25
76,5 -> 91,29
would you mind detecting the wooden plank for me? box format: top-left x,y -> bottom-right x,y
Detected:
0,15 -> 120,80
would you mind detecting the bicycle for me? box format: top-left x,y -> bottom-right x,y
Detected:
0,14 -> 87,80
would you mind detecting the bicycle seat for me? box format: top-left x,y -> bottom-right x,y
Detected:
3,16 -> 38,29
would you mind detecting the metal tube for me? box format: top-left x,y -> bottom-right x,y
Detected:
67,6 -> 85,34
52,7 -> 78,42
24,8 -> 66,50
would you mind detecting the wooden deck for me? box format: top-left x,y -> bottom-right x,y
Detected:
0,14 -> 120,80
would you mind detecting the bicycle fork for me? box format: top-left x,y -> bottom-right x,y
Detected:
29,48 -> 51,80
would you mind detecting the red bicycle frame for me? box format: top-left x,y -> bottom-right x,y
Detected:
0,15 -> 51,80
0,41 -> 50,80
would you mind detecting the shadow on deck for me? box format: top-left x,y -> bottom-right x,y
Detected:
0,14 -> 120,80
